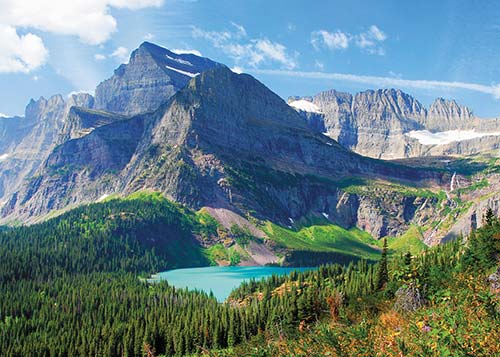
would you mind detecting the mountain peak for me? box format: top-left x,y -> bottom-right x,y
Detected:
428,97 -> 473,120
94,42 -> 224,116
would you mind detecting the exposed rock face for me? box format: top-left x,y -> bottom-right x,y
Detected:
57,107 -> 127,144
488,266 -> 500,296
394,283 -> 425,312
0,43 -> 223,204
0,94 -> 95,201
425,98 -> 474,131
0,115 -> 33,154
2,68 -> 445,240
290,90 -> 500,159
94,42 -> 224,115
1,42 -> 475,246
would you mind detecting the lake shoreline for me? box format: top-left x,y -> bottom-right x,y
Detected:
148,266 -> 314,302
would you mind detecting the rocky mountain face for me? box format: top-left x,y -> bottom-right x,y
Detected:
0,115 -> 33,153
1,67 -> 448,240
0,42 -> 224,203
290,90 -> 500,159
0,93 -> 95,200
5,41 -> 495,247
93,42 -> 224,115
424,98 -> 474,131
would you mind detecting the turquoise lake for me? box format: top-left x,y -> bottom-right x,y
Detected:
150,266 -> 312,302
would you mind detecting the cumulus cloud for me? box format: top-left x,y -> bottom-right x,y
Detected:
0,24 -> 48,73
93,47 -> 129,62
0,0 -> 163,73
110,46 -> 130,62
356,25 -> 387,55
311,30 -> 349,50
172,49 -> 203,56
250,68 -> 500,100
311,25 -> 387,55
192,23 -> 298,69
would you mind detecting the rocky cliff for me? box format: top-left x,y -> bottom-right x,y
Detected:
3,42 -> 492,247
0,43 -> 224,203
94,42 -> 224,115
0,93 -> 95,201
2,67 -> 447,241
290,90 -> 500,159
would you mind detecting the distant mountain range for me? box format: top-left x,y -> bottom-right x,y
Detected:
289,89 -> 500,159
1,41 -> 499,247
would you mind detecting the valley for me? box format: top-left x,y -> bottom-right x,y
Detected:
0,38 -> 499,356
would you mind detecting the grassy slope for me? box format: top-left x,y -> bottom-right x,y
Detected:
124,192 -> 428,263
262,220 -> 427,261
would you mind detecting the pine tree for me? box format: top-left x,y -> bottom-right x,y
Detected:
376,238 -> 389,290
484,207 -> 495,226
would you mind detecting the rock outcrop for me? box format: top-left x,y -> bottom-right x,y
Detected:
0,43 -> 224,203
290,90 -> 500,159
94,42 -> 224,115
0,93 -> 94,201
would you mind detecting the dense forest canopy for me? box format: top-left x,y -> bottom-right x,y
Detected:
0,196 -> 498,356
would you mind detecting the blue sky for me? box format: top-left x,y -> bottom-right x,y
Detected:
1,0 -> 500,117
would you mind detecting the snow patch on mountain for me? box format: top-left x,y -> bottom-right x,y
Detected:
406,129 -> 500,145
289,99 -> 322,114
165,65 -> 199,78
0,153 -> 9,161
165,54 -> 193,67
0,113 -> 9,118
97,194 -> 110,202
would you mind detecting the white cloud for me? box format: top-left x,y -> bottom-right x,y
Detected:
0,0 -> 163,73
249,68 -> 500,100
143,32 -> 154,40
93,46 -> 131,62
0,24 -> 48,73
355,25 -> 387,55
311,25 -> 387,55
314,60 -> 325,70
368,25 -> 386,41
254,39 -> 291,66
0,0 -> 164,45
0,113 -> 9,118
172,48 -> 203,56
388,70 -> 403,78
192,24 -> 298,69
230,22 -> 247,38
231,66 -> 243,74
311,30 -> 349,50
110,46 -> 129,62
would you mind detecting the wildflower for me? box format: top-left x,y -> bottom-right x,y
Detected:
421,325 -> 431,333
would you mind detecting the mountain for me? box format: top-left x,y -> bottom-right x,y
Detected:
94,42 -> 225,115
7,41 -> 500,248
289,89 -> 500,159
1,66 -> 446,242
0,42 -> 224,204
0,93 -> 94,201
